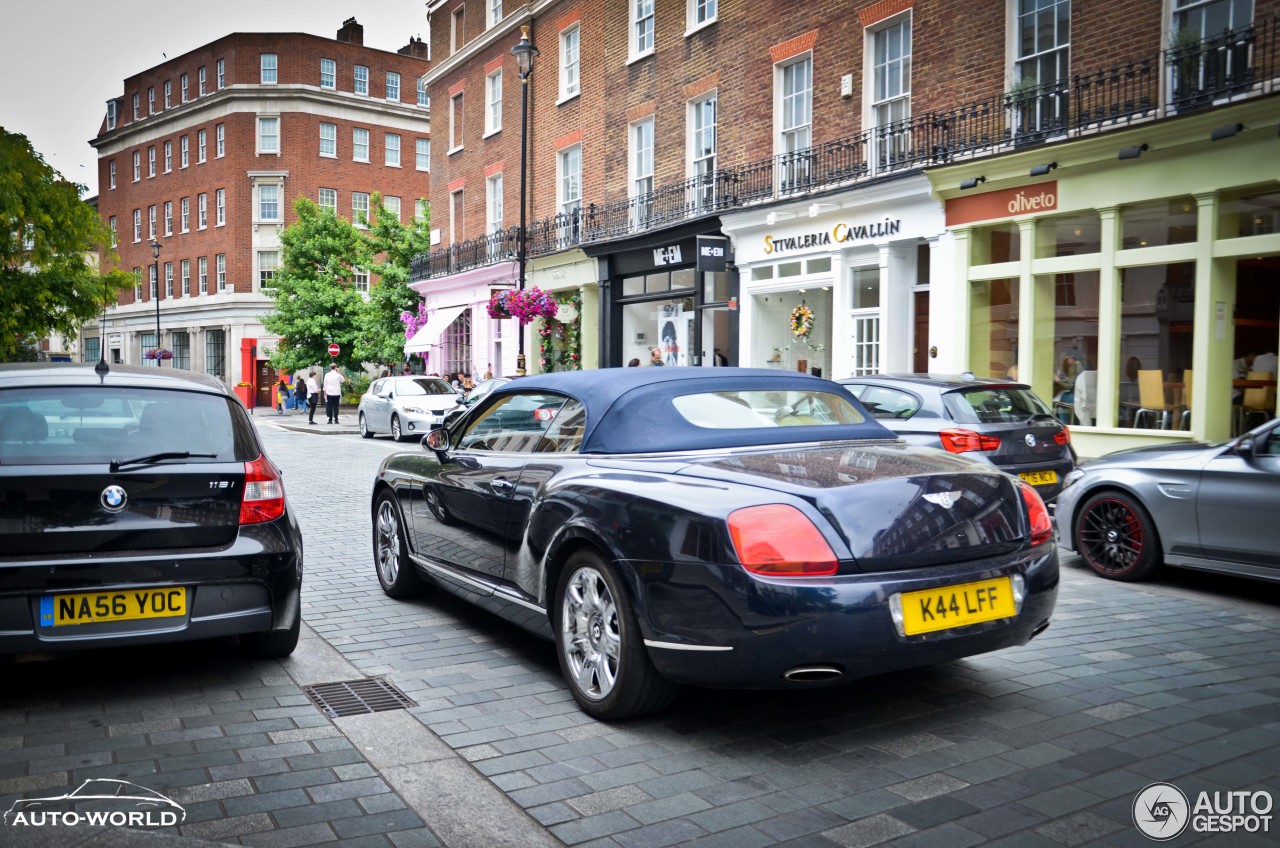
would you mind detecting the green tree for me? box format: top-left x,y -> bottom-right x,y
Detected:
0,128 -> 133,361
354,194 -> 431,368
262,197 -> 367,372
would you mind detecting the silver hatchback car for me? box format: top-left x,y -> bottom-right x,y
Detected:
358,376 -> 460,442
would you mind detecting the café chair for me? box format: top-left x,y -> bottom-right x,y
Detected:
1239,370 -> 1277,433
1178,369 -> 1193,430
1134,369 -> 1178,429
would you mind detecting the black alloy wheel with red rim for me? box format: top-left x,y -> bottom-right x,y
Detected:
1074,491 -> 1162,581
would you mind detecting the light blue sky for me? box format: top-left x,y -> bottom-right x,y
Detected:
0,0 -> 427,197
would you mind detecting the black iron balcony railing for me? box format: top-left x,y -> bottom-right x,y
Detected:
412,17 -> 1277,282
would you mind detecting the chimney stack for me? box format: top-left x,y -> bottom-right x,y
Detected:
398,37 -> 428,59
337,17 -> 364,45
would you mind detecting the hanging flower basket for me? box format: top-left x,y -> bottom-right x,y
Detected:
490,287 -> 558,324
144,348 -> 174,360
488,289 -> 514,319
790,304 -> 815,340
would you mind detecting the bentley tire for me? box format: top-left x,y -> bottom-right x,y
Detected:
374,492 -> 424,598
554,550 -> 678,720
1075,491 -> 1162,581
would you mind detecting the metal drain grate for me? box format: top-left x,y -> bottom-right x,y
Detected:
303,678 -> 416,718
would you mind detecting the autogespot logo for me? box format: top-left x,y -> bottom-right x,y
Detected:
1134,782 -> 1190,840
3,779 -> 186,829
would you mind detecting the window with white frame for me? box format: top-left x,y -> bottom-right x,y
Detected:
632,0 -> 655,58
560,24 -> 580,99
449,189 -> 464,243
354,65 -> 368,95
181,259 -> 190,295
164,201 -> 172,236
217,58 -> 225,88
197,193 -> 207,228
198,129 -> 206,162
353,128 -> 369,162
630,118 -> 654,225
690,94 -> 717,210
488,0 -> 502,27
320,122 -> 337,157
133,93 -> 140,120
198,256 -> 208,294
258,117 -> 279,154
149,264 -> 158,299
109,160 -> 116,189
558,145 -> 582,241
450,92 -> 464,150
205,329 -> 226,378
319,187 -> 337,214
149,87 -> 155,114
133,209 -> 141,242
259,251 -> 278,289
690,0 -> 717,28
416,199 -> 428,222
353,191 -> 370,227
164,80 -> 171,108
452,6 -> 465,53
164,141 -> 172,172
1014,0 -> 1068,134
132,151 -> 140,181
386,71 -> 400,101
198,66 -> 206,95
180,197 -> 189,232
261,53 -> 277,84
384,196 -> 401,221
416,137 -> 430,171
165,262 -> 173,297
385,133 -> 401,166
134,267 -> 142,300
485,70 -> 502,135
258,184 -> 280,222
849,266 -> 882,375
107,100 -> 117,131
216,253 -> 226,290
871,15 -> 912,169
321,58 -> 335,89
171,332 -> 189,368
486,174 -> 503,235
108,216 -> 117,247
181,73 -> 189,102
778,56 -> 812,189
148,205 -> 156,239
216,124 -> 225,157
148,146 -> 156,177
417,77 -> 429,107
216,188 -> 225,226
180,135 -> 189,167
354,268 -> 370,293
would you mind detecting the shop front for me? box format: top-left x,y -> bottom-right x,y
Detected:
527,251 -> 601,373
722,175 -> 951,381
407,263 -> 518,378
932,98 -> 1280,457
584,221 -> 737,369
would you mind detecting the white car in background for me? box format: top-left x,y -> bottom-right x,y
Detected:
358,376 -> 460,442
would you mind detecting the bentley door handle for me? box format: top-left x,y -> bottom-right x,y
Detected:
491,477 -> 515,492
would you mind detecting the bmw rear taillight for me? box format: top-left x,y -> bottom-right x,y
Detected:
1018,481 -> 1053,547
939,429 -> 1002,454
240,455 -> 286,525
727,504 -> 838,576
1053,427 -> 1071,446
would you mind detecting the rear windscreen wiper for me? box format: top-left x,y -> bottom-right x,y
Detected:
110,451 -> 218,472
1025,413 -> 1059,425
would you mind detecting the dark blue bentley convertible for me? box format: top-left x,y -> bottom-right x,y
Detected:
370,368 -> 1058,719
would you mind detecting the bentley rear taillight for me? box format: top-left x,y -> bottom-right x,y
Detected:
728,504 -> 838,576
240,455 -> 286,525
1018,481 -> 1053,547
939,429 -> 1002,454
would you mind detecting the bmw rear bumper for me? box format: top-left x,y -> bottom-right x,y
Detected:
622,545 -> 1058,689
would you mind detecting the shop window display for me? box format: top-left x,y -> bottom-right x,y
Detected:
1219,186 -> 1280,239
1116,263 -> 1195,430
1120,197 -> 1197,248
971,222 -> 1021,265
1035,211 -> 1101,258
1039,271 -> 1099,425
970,278 -> 1019,379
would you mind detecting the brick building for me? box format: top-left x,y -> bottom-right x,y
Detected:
87,18 -> 429,403
411,0 -> 1280,454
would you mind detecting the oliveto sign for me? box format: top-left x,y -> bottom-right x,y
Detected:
944,181 -> 1058,227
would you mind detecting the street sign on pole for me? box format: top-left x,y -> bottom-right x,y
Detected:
328,343 -> 340,357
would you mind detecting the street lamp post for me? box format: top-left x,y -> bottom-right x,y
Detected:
511,25 -> 539,376
150,239 -> 163,366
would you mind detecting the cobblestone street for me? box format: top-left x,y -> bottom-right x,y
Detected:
2,418 -> 1279,848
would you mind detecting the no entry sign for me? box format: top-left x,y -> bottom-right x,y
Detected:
328,343 -> 340,357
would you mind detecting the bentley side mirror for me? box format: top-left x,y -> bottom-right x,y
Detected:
425,428 -> 451,455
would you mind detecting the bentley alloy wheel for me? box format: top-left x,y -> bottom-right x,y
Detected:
561,564 -> 620,701
374,494 -> 421,597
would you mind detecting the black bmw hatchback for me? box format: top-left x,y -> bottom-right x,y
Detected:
0,363 -> 302,657
840,374 -> 1076,502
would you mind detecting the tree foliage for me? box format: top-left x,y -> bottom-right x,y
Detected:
0,128 -> 133,361
262,194 -> 430,373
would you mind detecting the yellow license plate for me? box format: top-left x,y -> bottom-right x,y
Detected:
899,577 -> 1015,636
1019,470 -> 1058,486
40,588 -> 187,627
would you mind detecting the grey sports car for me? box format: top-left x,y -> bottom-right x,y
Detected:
1055,417 -> 1280,582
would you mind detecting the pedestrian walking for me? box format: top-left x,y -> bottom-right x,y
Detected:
322,364 -> 345,424
294,376 -> 308,414
305,371 -> 321,425
276,378 -> 289,414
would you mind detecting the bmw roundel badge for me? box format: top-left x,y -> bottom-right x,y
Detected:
100,485 -> 128,513
1025,433 -> 1037,447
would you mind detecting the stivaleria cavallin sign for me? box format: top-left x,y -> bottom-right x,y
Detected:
763,218 -> 902,255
